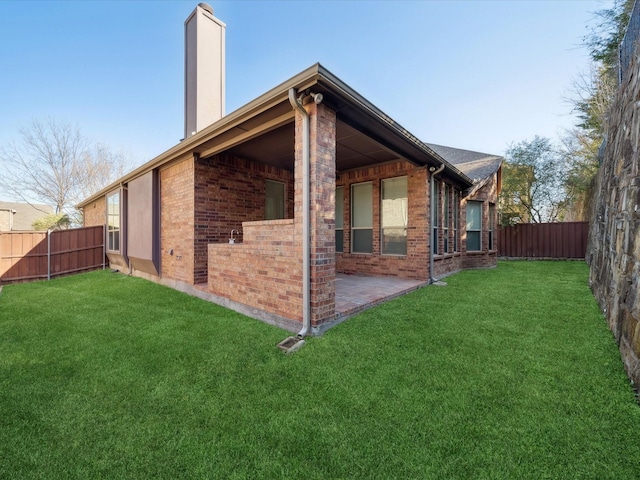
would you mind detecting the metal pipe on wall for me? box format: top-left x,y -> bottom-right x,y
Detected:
429,164 -> 445,283
288,87 -> 311,337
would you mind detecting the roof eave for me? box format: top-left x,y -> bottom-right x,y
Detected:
315,65 -> 473,186
78,63 -> 474,208
78,64 -> 326,208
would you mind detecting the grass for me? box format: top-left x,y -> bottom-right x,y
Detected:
1,261 -> 639,479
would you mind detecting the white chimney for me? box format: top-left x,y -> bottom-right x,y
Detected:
184,3 -> 225,138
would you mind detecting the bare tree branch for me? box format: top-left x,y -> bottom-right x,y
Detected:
499,136 -> 567,224
0,118 -> 132,226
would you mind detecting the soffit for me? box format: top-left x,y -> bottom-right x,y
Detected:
223,118 -> 400,171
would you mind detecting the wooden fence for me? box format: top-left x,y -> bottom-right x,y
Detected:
498,222 -> 589,259
0,225 -> 105,284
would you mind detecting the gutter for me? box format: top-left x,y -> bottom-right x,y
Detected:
288,88 -> 311,338
429,163 -> 445,284
315,65 -> 473,186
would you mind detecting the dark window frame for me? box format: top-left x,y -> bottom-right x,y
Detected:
443,184 -> 450,254
335,185 -> 344,253
453,189 -> 460,252
488,203 -> 496,251
432,181 -> 440,255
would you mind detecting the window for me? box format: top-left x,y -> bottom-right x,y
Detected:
107,191 -> 120,252
265,180 -> 285,220
335,186 -> 344,253
453,190 -> 460,252
489,203 -> 496,250
351,182 -> 373,253
432,181 -> 440,255
466,201 -> 482,251
381,176 -> 408,255
443,184 -> 450,254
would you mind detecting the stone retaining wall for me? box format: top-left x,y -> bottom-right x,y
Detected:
587,48 -> 640,388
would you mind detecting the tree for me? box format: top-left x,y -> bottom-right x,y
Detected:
32,213 -> 71,231
0,118 -> 130,225
559,0 -> 634,221
499,136 -> 567,224
567,64 -> 617,135
559,128 -> 602,221
583,0 -> 634,81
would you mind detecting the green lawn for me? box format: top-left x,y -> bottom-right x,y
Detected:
1,261 -> 639,479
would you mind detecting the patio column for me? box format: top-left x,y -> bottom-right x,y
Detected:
293,101 -> 336,328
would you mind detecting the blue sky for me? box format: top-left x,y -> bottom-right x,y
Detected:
0,0 -> 611,175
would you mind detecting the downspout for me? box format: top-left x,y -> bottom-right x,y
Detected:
288,88 -> 311,337
429,163 -> 445,284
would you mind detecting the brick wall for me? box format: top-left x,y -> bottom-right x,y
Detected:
207,101 -> 339,327
336,167 -> 499,280
336,161 -> 430,281
432,177 -> 464,279
160,156 -> 195,284
83,197 -> 106,227
461,176 -> 499,270
194,154 -> 294,284
208,219 -> 303,321
307,102 -> 336,324
433,254 -> 463,278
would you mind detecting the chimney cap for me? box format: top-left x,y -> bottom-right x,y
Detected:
198,3 -> 213,14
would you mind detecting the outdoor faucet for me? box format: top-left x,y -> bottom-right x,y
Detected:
229,229 -> 239,244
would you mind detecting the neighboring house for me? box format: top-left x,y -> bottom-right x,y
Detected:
0,201 -> 53,231
79,4 -> 502,334
496,163 -> 533,225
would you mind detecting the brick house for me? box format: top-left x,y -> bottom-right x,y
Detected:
79,4 -> 502,335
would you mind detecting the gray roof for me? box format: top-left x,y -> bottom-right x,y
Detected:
0,201 -> 53,230
426,143 -> 503,183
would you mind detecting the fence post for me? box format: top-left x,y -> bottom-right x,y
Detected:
47,229 -> 51,280
102,224 -> 106,270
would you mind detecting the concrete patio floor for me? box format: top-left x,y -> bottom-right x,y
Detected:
334,273 -> 427,321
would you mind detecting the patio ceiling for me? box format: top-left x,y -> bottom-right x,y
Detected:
226,117 -> 406,172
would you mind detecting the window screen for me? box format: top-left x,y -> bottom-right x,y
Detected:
107,191 -> 120,252
351,182 -> 373,253
466,201 -> 482,251
381,177 -> 407,255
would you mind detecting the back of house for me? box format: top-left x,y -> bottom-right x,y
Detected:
79,4 -> 503,334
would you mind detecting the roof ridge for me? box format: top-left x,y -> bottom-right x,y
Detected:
426,142 -> 501,159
